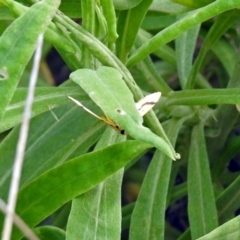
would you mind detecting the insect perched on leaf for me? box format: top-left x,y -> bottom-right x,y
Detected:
68,92 -> 161,135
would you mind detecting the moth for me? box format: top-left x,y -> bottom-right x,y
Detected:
68,92 -> 161,135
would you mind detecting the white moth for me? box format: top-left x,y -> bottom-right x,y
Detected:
135,92 -> 161,116
68,92 -> 161,135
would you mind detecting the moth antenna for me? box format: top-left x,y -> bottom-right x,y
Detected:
68,96 -> 103,120
49,107 -> 59,121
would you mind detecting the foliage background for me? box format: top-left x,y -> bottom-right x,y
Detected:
0,0 -> 240,239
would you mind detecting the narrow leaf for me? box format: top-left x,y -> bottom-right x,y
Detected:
0,141 -> 151,239
67,128 -> 125,240
0,102 -> 103,200
0,0 -> 60,119
30,226 -> 65,240
0,87 -> 83,132
167,89 -> 240,106
175,21 -> 200,88
188,123 -> 218,239
130,118 -> 186,240
197,215 -> 240,240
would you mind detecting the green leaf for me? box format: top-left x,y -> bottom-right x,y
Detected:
122,203 -> 134,230
0,5 -> 13,19
1,140 -> 151,239
101,0 -> 118,44
0,87 -> 84,133
210,37 -> 237,78
70,66 -> 142,125
148,0 -> 188,14
113,0 -> 143,10
126,1 -> 240,68
167,89 -> 240,105
70,66 -> 179,160
175,20 -> 200,88
5,0 -> 80,69
186,10 -> 239,89
27,226 -> 65,240
212,136 -> 240,181
173,0 -> 214,8
59,0 -> 82,18
129,118 -> 185,240
188,123 -> 218,239
0,0 -> 60,119
138,29 -> 176,67
197,215 -> 240,240
116,0 -> 153,62
0,102 -> 103,200
216,174 -> 240,224
141,15 -> 176,30
66,128 -> 125,239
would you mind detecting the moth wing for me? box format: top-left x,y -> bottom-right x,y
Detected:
135,92 -> 161,116
68,96 -> 125,133
68,96 -> 103,121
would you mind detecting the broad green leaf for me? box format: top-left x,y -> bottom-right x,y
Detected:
0,87 -> 83,133
197,215 -> 240,240
0,140 -> 151,239
130,118 -> 185,240
0,0 -> 60,119
188,123 -> 218,239
24,226 -> 66,240
0,101 -> 103,200
67,128 -> 125,240
70,66 -> 142,125
70,66 -> 178,160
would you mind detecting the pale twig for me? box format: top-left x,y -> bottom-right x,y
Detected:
0,199 -> 39,240
2,34 -> 44,240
